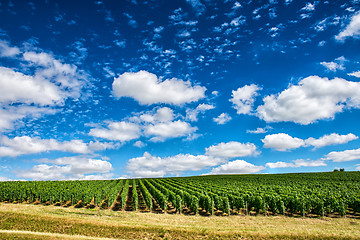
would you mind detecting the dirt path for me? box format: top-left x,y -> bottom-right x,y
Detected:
124,186 -> 133,211
136,186 -> 148,212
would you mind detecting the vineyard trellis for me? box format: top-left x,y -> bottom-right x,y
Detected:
0,171 -> 359,218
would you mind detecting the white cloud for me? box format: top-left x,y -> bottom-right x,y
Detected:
212,90 -> 219,96
145,120 -> 197,142
348,71 -> 360,78
266,159 -> 326,168
131,107 -> 175,124
320,62 -> 344,72
325,148 -> 360,162
0,177 -> 12,182
133,140 -> 146,148
265,161 -> 294,168
262,133 -> 305,151
208,160 -> 265,175
154,107 -> 174,122
305,133 -> 358,149
213,113 -> 232,125
320,56 -> 347,72
301,2 -> 315,11
247,126 -> 272,134
112,71 -> 206,105
336,11 -> 360,41
89,121 -> 141,142
257,76 -> 360,124
23,51 -> 85,99
314,16 -> 340,32
300,13 -> 312,19
126,152 -> 224,178
0,66 -> 63,105
186,103 -> 215,122
263,132 -> 357,151
247,128 -> 266,134
230,84 -> 261,114
16,156 -> 113,181
0,40 -> 20,57
0,41 -> 88,133
0,106 -> 57,132
205,141 -> 259,158
318,40 -> 326,46
92,107 -> 199,143
230,16 -> 246,26
0,136 -> 118,157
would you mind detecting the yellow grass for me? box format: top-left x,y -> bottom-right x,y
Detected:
0,203 -> 359,239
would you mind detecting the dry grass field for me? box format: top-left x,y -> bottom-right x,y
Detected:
0,203 -> 359,239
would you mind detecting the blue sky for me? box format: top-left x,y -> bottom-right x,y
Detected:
0,0 -> 360,181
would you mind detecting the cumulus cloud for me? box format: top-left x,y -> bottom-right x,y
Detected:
89,121 -> 141,142
325,148 -> 360,162
208,160 -> 265,175
336,11 -> 360,41
262,133 -> 305,151
135,107 -> 198,141
145,120 -> 197,142
257,76 -> 360,124
0,41 -> 88,133
0,47 -> 85,107
262,133 -> 357,151
205,141 -> 259,158
305,133 -> 358,149
125,139 -> 261,177
348,71 -> 360,78
0,40 -> 20,57
90,107 -> 198,142
0,136 -> 118,157
230,84 -> 261,115
112,71 -> 206,105
131,107 -> 175,123
213,113 -> 232,125
266,159 -> 326,168
23,51 -> 85,99
16,156 -> 113,181
186,103 -> 215,122
320,62 -> 344,72
133,140 -> 146,148
126,152 -> 224,178
0,67 -> 63,105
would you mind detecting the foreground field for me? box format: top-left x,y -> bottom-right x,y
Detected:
0,203 -> 359,239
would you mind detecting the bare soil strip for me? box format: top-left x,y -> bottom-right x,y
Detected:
125,186 -> 133,211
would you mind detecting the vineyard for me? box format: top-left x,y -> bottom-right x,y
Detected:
1,171 -> 360,218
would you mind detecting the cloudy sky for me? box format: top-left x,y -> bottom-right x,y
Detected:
0,0 -> 360,181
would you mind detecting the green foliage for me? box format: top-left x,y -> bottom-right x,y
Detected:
0,180 -> 124,208
0,172 -> 359,218
132,179 -> 138,211
138,179 -> 153,211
